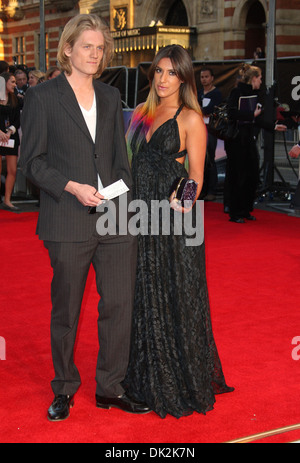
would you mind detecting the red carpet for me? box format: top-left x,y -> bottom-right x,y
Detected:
1,203 -> 300,443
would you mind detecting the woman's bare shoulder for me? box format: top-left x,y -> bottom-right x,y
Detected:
181,107 -> 205,129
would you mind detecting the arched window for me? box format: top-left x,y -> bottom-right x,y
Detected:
165,0 -> 188,26
245,1 -> 266,59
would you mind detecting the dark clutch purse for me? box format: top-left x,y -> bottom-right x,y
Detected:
170,177 -> 198,207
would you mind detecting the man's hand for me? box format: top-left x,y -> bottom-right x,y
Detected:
65,181 -> 104,206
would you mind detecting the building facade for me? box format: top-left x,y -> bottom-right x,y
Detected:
0,0 -> 299,69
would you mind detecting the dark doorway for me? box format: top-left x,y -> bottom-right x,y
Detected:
245,1 -> 266,59
165,0 -> 188,26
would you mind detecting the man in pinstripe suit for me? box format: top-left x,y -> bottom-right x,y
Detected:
20,14 -> 150,421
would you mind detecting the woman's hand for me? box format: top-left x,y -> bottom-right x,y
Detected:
289,144 -> 300,159
5,129 -> 12,139
0,129 -> 9,144
254,104 -> 262,118
169,191 -> 193,214
274,123 -> 287,132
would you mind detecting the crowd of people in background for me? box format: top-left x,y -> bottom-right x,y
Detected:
0,60 -> 61,210
0,57 -> 299,216
1,60 -> 61,108
197,64 -> 293,223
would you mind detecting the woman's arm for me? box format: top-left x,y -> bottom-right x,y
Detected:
185,110 -> 207,197
170,110 -> 207,212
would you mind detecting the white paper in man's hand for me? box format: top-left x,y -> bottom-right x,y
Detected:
98,179 -> 129,201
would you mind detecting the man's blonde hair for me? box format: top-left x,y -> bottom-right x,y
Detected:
57,14 -> 114,79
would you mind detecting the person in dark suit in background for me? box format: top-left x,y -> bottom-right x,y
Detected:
14,69 -> 28,109
20,14 -> 150,422
198,67 -> 222,200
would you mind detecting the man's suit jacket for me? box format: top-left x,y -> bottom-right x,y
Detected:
20,72 -> 132,242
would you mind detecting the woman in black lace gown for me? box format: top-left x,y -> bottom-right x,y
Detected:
124,45 -> 233,419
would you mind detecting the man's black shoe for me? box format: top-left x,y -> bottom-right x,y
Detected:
47,394 -> 74,422
244,214 -> 256,221
229,217 -> 245,223
96,393 -> 151,414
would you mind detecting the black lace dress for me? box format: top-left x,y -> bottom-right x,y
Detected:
123,106 -> 233,418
